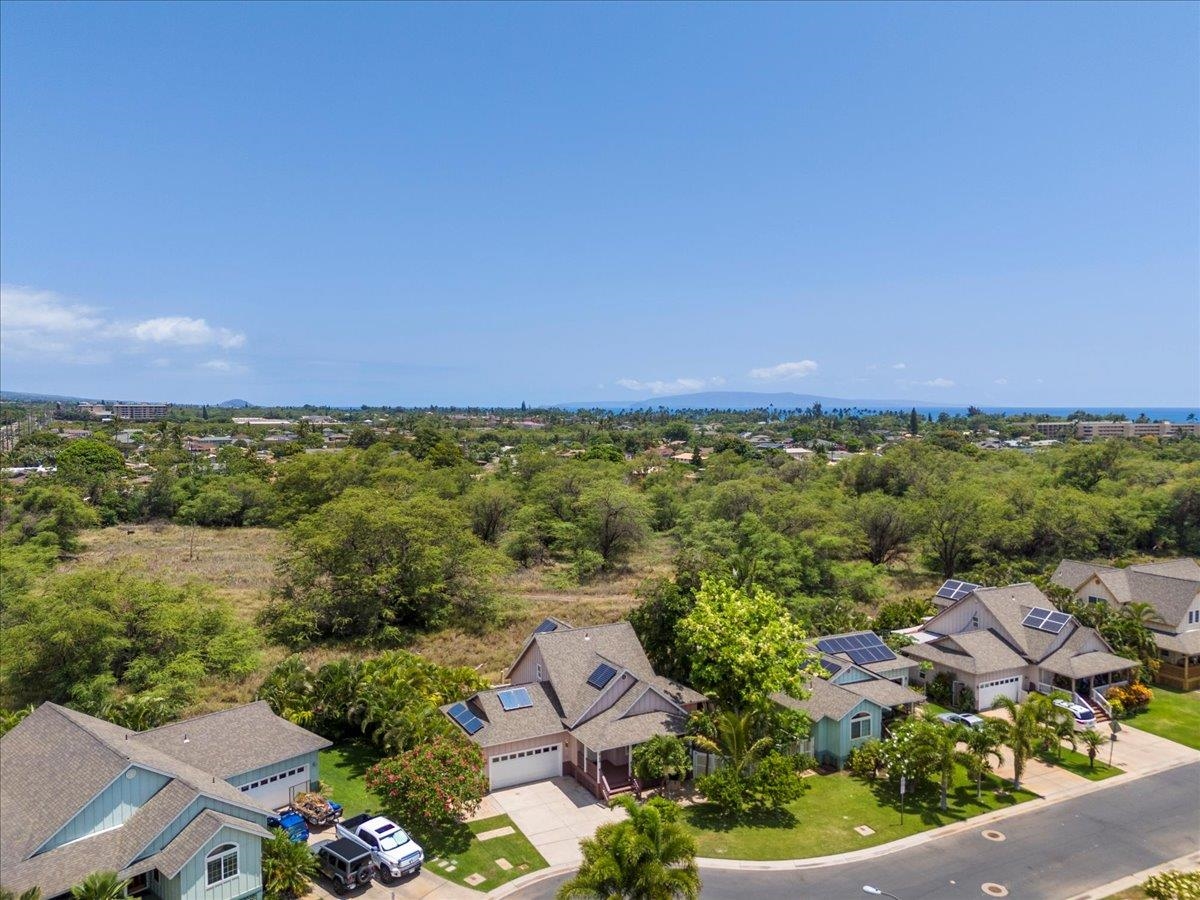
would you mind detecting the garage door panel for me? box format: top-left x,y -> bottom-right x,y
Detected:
239,764 -> 309,809
977,676 -> 1020,710
489,745 -> 561,791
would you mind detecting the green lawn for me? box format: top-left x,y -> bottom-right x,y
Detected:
1037,746 -> 1121,781
683,766 -> 1037,860
1122,686 -> 1200,750
428,815 -> 548,892
319,744 -> 383,817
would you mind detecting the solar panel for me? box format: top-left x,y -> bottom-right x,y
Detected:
820,659 -> 842,676
841,632 -> 898,666
448,702 -> 484,735
498,687 -> 533,711
1022,607 -> 1071,634
936,579 -> 981,602
816,638 -> 841,655
533,619 -> 559,634
587,663 -> 617,689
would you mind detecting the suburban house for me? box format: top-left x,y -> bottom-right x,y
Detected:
900,583 -> 1139,718
1051,558 -> 1200,691
772,631 -> 925,769
0,700 -> 331,900
441,619 -> 705,799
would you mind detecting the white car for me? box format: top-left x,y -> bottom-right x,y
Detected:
935,712 -> 986,730
1053,698 -> 1097,728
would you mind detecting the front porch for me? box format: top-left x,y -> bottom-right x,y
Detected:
1156,652 -> 1200,692
568,742 -> 640,801
1036,660 -> 1136,721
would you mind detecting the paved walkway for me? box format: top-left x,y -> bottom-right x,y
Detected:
483,777 -> 627,866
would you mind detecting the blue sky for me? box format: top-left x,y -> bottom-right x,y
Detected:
2,2 -> 1197,407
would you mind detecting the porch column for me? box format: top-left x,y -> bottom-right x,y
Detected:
627,747 -> 632,777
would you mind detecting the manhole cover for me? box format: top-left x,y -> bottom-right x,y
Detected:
982,830 -> 1006,842
982,884 -> 1009,897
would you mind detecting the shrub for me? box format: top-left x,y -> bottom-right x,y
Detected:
365,734 -> 488,837
1143,870 -> 1200,900
926,671 -> 954,706
956,687 -> 976,713
848,740 -> 882,779
1123,682 -> 1153,711
1107,695 -> 1125,718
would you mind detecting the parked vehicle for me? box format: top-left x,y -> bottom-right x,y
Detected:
292,791 -> 343,827
935,712 -> 986,730
267,809 -> 310,842
1053,698 -> 1097,728
336,813 -> 425,882
312,838 -> 376,893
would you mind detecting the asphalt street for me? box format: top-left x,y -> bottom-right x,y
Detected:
507,762 -> 1200,900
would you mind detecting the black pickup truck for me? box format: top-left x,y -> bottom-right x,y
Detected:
312,838 -> 376,893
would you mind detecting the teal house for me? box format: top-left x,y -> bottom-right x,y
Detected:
0,701 -> 330,899
774,631 -> 926,768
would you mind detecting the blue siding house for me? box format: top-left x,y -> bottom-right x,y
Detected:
0,701 -> 330,900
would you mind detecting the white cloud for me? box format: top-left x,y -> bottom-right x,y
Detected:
892,362 -> 907,370
994,377 -> 1008,385
617,376 -> 723,396
132,317 -> 244,349
748,360 -> 819,381
0,284 -> 246,365
918,377 -> 955,388
199,358 -> 249,375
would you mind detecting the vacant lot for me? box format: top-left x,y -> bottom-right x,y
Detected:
68,522 -> 282,622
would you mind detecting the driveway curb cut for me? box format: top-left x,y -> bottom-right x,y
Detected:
484,755 -> 1198,895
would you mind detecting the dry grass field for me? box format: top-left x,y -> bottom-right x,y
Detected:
67,522 -> 283,623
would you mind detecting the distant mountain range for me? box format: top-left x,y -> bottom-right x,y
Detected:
556,391 -> 941,412
217,399 -> 252,408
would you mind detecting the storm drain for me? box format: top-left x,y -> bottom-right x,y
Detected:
981,829 -> 1006,842
981,884 -> 1009,897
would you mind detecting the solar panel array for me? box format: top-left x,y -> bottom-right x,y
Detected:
448,701 -> 484,735
816,632 -> 898,666
587,662 -> 618,689
1022,607 -> 1072,634
819,658 -> 842,676
498,687 -> 533,711
533,619 -> 560,634
936,579 -> 981,602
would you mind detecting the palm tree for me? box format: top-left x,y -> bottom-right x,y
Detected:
262,828 -> 318,900
69,872 -> 127,900
1078,729 -> 1107,769
1120,601 -> 1157,627
956,721 -> 1005,800
557,796 -> 700,900
992,696 -> 1047,791
1,888 -> 42,900
688,709 -> 772,780
925,721 -> 961,811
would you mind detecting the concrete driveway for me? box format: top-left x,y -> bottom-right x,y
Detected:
485,778 -> 627,866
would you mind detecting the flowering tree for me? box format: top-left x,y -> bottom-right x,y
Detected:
365,734 -> 488,835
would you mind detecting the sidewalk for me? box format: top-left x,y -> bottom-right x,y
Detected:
488,735 -> 1199,896
1064,849 -> 1200,900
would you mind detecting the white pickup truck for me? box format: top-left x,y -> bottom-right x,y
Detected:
335,813 -> 425,882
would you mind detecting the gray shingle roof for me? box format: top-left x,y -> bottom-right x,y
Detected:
132,700 -> 332,778
130,810 -> 271,880
970,584 -> 1063,661
531,622 -> 658,724
1039,649 -> 1139,679
1153,629 -> 1200,655
573,709 -> 688,752
840,678 -> 926,709
772,679 -> 865,722
902,630 -> 1026,675
1052,559 -> 1200,627
0,702 -> 301,895
443,681 -> 566,749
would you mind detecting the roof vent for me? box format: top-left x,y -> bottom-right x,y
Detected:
183,733 -> 190,744
583,632 -> 590,641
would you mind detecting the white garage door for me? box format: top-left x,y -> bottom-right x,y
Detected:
489,744 -> 562,791
238,764 -> 309,809
977,675 -> 1020,710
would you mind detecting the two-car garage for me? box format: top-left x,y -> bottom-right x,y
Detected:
488,744 -> 562,791
976,675 -> 1021,710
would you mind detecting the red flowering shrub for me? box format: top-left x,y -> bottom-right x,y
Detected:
365,734 -> 488,835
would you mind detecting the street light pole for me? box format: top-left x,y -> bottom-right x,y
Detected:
863,887 -> 903,900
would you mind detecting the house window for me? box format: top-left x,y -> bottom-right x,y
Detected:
536,663 -> 543,680
206,843 -> 238,886
1088,595 -> 1105,605
1188,610 -> 1199,625
970,613 -> 979,629
850,712 -> 872,740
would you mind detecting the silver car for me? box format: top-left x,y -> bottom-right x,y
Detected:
936,712 -> 986,730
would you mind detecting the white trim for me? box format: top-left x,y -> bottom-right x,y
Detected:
205,841 -> 239,887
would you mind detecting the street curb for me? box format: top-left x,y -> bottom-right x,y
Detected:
694,755 -> 1198,871
1064,850 -> 1200,900
485,755 -> 1199,894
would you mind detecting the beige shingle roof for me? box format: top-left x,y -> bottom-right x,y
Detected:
902,630 -> 1027,675
840,678 -> 926,709
772,679 -> 864,722
1153,629 -> 1200,655
1052,559 -> 1200,626
443,681 -> 567,749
